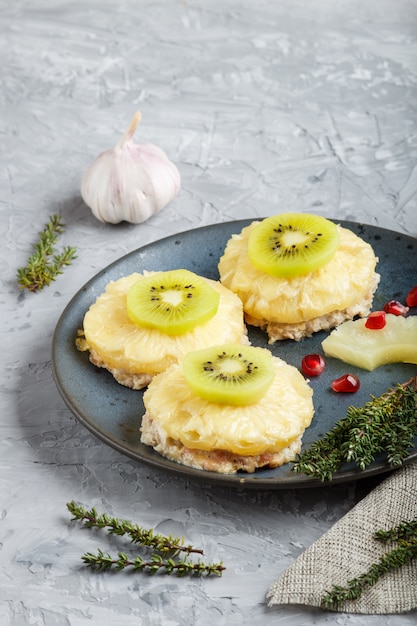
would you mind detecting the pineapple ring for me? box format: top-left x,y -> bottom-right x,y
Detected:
142,356 -> 314,456
82,272 -> 247,378
218,223 -> 379,325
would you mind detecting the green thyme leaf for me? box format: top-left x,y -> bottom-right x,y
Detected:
67,501 -> 225,578
321,518 -> 417,610
17,214 -> 76,292
292,377 -> 417,481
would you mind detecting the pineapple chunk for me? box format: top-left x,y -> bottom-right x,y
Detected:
321,314 -> 417,371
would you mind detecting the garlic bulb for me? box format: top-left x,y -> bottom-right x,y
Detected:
81,112 -> 181,224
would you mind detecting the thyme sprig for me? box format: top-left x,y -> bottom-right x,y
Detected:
82,549 -> 225,576
292,376 -> 417,481
67,500 -> 202,556
67,501 -> 225,578
17,214 -> 76,292
321,517 -> 417,610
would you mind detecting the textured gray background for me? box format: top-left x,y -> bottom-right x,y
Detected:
1,1 -> 417,624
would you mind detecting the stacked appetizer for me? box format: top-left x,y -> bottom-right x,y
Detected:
140,343 -> 314,474
78,268 -> 247,389
218,213 -> 380,342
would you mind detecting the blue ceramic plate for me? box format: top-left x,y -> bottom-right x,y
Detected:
51,219 -> 417,488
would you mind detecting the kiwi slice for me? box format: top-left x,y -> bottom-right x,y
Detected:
247,213 -> 340,277
182,343 -> 275,406
126,269 -> 220,335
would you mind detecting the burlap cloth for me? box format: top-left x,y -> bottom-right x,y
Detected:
267,460 -> 417,614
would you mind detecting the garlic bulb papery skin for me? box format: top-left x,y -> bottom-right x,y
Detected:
81,112 -> 181,224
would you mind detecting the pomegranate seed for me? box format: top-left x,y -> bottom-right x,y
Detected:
406,285 -> 417,308
365,311 -> 386,330
301,354 -> 325,377
331,373 -> 360,393
383,300 -> 409,316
